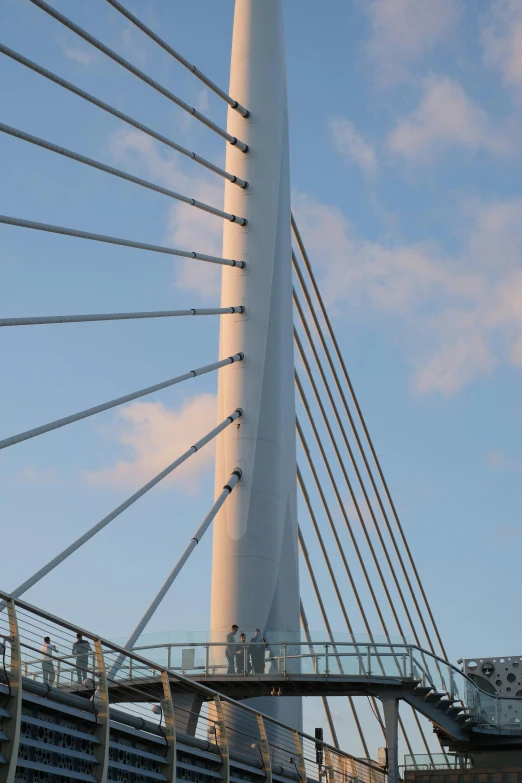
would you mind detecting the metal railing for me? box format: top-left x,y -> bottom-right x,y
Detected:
129,638 -> 522,730
0,588 -> 383,783
403,753 -> 474,772
10,606 -> 522,733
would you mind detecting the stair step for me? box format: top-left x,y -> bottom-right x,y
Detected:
445,705 -> 465,717
435,698 -> 456,709
425,691 -> 447,704
461,719 -> 480,730
414,686 -> 433,697
454,712 -> 473,723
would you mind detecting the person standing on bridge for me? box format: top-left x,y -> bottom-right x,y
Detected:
249,629 -> 268,674
40,636 -> 58,687
236,633 -> 248,674
225,624 -> 239,674
72,632 -> 92,685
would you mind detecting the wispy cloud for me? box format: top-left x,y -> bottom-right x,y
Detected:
363,0 -> 462,83
482,0 -> 522,98
293,191 -> 522,396
328,117 -> 378,178
14,466 -> 61,484
61,43 -> 96,67
487,450 -> 522,472
120,25 -> 148,65
82,394 -> 217,494
388,76 -> 509,164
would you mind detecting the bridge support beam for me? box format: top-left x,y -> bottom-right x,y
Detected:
212,696 -> 230,783
160,671 -> 177,783
92,639 -> 110,783
381,698 -> 399,783
0,599 -> 22,783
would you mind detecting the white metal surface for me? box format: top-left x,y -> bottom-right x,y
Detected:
210,0 -> 300,729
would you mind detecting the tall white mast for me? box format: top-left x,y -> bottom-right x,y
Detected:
210,0 -> 300,727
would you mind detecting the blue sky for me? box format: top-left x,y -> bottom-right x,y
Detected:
2,0 -> 522,758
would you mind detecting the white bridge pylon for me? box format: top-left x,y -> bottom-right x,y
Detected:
211,0 -> 301,728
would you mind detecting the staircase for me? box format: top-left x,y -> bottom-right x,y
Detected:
401,679 -> 522,752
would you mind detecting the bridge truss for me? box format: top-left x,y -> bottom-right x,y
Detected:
0,0 -> 455,771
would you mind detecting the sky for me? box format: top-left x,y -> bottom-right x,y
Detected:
2,0 -> 522,761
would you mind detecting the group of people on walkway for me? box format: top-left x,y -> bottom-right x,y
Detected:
40,632 -> 92,687
225,626 -> 269,674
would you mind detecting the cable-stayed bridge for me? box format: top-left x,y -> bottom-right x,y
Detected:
1,2 -> 520,783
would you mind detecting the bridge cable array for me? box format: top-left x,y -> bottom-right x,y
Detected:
0,306 -> 245,328
0,123 -> 247,225
292,215 -> 447,660
3,409 -> 243,607
1,0 -> 250,659
0,44 -> 248,187
108,467 -> 244,681
104,0 -> 250,118
0,354 -> 244,450
27,0 -> 249,151
292,216 -> 448,761
0,215 -> 246,267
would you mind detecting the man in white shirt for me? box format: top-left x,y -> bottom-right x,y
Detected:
40,636 -> 58,687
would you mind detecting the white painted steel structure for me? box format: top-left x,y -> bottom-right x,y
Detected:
211,0 -> 300,729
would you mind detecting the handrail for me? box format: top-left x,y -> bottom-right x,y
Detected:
9,581 -> 514,733
132,638 -> 513,708
0,588 -> 379,773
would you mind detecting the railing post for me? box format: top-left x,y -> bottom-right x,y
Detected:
325,644 -> 329,678
0,598 -> 22,783
324,747 -> 336,783
213,695 -> 230,783
244,645 -> 248,677
283,644 -> 287,677
205,644 -> 210,677
256,714 -> 273,783
367,646 -> 372,676
291,730 -> 307,783
92,639 -> 110,783
160,670 -> 177,783
408,647 -> 413,679
168,645 -> 172,671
